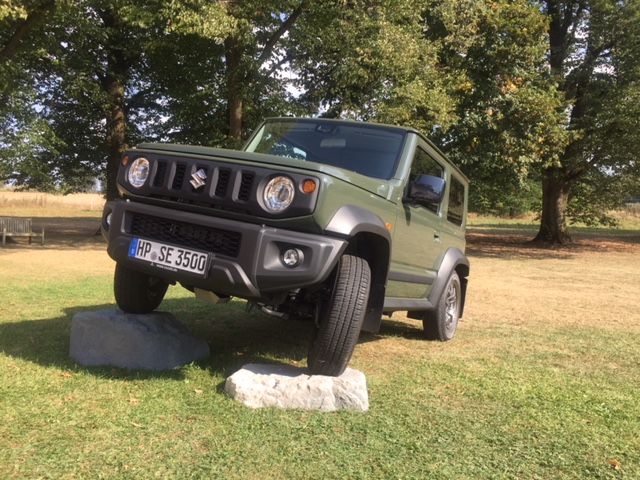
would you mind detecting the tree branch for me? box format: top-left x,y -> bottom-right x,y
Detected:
0,0 -> 56,62
265,52 -> 293,77
257,1 -> 306,65
560,2 -> 577,40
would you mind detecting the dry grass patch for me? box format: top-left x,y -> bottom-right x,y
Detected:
0,191 -> 104,211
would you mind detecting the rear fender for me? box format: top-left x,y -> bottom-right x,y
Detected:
428,248 -> 470,317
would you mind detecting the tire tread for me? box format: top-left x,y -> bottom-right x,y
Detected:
308,255 -> 371,376
114,263 -> 168,314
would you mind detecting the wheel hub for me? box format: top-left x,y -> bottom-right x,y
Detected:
444,282 -> 458,331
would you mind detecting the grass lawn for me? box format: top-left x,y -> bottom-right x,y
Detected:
0,206 -> 639,478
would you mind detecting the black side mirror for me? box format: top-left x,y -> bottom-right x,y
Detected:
408,174 -> 446,205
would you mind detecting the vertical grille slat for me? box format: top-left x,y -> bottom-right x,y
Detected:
215,169 -> 231,197
238,172 -> 254,202
153,161 -> 167,187
172,163 -> 187,190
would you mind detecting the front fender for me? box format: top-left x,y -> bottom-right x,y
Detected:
325,204 -> 392,244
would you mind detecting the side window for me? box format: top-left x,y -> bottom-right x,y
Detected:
409,147 -> 444,214
447,176 -> 465,226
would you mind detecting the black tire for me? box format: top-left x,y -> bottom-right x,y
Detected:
308,254 -> 371,376
114,263 -> 169,314
423,271 -> 461,341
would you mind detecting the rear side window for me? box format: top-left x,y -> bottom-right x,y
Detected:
447,176 -> 465,226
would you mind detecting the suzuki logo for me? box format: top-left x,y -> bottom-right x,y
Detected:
190,168 -> 207,190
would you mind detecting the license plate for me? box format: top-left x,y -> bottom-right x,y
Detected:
128,238 -> 209,276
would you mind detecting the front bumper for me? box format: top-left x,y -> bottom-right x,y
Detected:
101,200 -> 347,301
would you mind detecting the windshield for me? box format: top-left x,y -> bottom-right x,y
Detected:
244,119 -> 406,180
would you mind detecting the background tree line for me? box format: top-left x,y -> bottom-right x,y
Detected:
1,0 -> 639,244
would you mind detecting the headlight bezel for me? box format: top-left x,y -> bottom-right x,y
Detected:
262,175 -> 296,213
127,157 -> 150,188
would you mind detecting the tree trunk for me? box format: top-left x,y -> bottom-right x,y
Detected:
104,73 -> 127,201
534,168 -> 572,244
222,1 -> 305,142
97,8 -> 130,201
225,37 -> 243,141
537,0 -> 588,246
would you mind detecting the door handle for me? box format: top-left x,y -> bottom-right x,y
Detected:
434,232 -> 441,241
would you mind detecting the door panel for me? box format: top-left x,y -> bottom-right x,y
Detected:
388,143 -> 445,299
387,204 -> 442,298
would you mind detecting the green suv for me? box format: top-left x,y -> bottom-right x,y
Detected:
101,118 -> 470,376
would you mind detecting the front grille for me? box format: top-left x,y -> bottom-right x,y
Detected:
130,152 -> 319,218
129,213 -> 241,257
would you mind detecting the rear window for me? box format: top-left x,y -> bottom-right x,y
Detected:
245,119 -> 406,180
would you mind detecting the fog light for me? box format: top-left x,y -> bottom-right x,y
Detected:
282,248 -> 303,268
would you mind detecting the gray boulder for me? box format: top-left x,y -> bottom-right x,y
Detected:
69,308 -> 209,370
225,363 -> 369,412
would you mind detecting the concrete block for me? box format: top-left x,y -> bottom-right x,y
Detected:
225,363 -> 369,412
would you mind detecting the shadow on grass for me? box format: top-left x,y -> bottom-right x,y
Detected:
361,318 -> 425,343
469,223 -> 640,241
469,223 -> 538,231
466,232 -> 575,260
0,236 -> 105,250
466,228 -> 640,260
0,298 -> 314,381
0,215 -> 105,250
0,295 -> 430,383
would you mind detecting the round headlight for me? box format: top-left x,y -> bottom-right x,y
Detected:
263,176 -> 295,212
127,157 -> 150,188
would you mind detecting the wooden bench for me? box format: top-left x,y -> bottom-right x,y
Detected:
0,217 -> 45,246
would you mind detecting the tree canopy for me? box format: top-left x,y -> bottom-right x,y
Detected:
1,0 -> 639,243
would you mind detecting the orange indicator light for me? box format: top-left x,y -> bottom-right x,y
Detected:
385,222 -> 393,231
301,179 -> 317,194
121,155 -> 129,166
